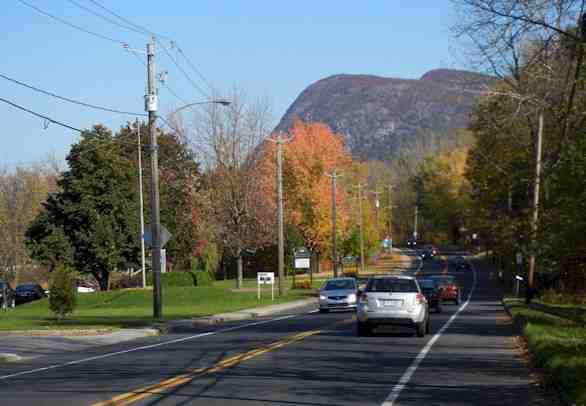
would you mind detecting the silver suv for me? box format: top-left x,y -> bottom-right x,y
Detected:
356,275 -> 430,337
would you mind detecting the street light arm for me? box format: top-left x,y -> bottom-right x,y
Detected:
169,99 -> 231,116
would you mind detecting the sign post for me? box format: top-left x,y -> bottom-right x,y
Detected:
257,272 -> 275,301
293,247 -> 311,286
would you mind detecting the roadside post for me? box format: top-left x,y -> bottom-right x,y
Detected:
257,272 -> 275,301
515,275 -> 524,297
515,252 -> 523,295
293,247 -> 311,287
1,283 -> 6,311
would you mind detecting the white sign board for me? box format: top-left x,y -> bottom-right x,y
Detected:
257,272 -> 275,285
294,258 -> 310,269
257,272 -> 275,301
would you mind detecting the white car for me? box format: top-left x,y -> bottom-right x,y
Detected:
356,275 -> 430,337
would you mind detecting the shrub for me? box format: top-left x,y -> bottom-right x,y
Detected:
148,272 -> 195,287
342,270 -> 357,278
193,271 -> 214,287
49,265 -> 77,320
292,280 -> 312,289
147,270 -> 214,287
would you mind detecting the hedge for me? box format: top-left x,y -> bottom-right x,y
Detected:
147,270 -> 214,287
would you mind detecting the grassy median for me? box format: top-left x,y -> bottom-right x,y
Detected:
0,283 -> 315,332
504,298 -> 586,405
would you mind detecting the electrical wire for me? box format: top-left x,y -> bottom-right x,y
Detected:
79,0 -> 215,98
16,0 -> 128,45
87,0 -> 172,41
156,40 -> 210,99
0,96 -> 83,132
65,0 -> 146,36
0,72 -> 146,117
0,96 -> 140,151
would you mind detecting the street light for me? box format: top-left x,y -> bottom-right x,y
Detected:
169,99 -> 231,116
148,97 -> 230,319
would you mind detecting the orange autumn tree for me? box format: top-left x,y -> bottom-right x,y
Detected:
257,119 -> 353,273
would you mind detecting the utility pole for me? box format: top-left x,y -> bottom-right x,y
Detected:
413,204 -> 419,243
387,184 -> 393,238
527,112 -> 544,303
146,37 -> 162,319
136,119 -> 146,289
357,184 -> 365,274
371,189 -> 381,233
327,170 -> 341,277
269,133 -> 291,296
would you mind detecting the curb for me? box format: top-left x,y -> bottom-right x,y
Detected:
502,300 -> 575,406
157,297 -> 317,334
0,353 -> 25,363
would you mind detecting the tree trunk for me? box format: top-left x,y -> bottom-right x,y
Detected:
94,271 -> 109,291
236,252 -> 243,289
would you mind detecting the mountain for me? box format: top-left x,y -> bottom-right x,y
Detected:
275,69 -> 496,161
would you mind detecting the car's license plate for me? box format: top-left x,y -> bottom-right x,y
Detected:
382,299 -> 402,307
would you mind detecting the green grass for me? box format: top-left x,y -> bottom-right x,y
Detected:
0,284 -> 315,332
504,298 -> 586,405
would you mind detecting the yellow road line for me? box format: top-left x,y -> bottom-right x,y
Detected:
92,329 -> 321,406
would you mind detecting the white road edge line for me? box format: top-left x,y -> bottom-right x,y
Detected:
0,313 -> 299,381
381,256 -> 478,406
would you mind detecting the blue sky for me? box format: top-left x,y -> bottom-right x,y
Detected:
1,1 -> 463,167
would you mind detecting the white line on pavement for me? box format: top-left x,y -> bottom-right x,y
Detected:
381,258 -> 478,406
0,313 -> 299,381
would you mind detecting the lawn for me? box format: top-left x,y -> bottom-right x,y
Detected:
0,283 -> 315,332
504,298 -> 586,405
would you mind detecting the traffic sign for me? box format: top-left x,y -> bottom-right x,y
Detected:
144,224 -> 172,248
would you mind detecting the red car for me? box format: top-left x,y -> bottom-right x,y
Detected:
428,275 -> 461,305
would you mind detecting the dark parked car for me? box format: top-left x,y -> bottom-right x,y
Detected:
15,283 -> 46,304
0,281 -> 16,309
417,278 -> 442,313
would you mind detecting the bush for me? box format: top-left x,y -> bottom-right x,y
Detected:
342,269 -> 357,278
194,271 -> 213,287
147,270 -> 214,287
292,280 -> 312,289
49,265 -> 77,320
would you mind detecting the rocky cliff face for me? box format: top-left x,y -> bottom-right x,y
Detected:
275,69 -> 496,160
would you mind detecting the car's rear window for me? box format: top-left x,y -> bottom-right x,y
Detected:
417,279 -> 435,289
323,279 -> 355,291
366,278 -> 418,293
429,276 -> 456,285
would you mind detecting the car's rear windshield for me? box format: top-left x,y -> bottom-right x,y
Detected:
366,278 -> 418,293
323,279 -> 355,291
417,279 -> 436,289
429,276 -> 455,284
16,285 -> 36,291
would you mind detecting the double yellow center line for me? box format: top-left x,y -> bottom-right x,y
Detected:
93,329 -> 321,406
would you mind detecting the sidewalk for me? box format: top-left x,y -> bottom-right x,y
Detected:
0,297 -> 317,361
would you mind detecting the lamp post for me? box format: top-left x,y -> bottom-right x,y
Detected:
150,97 -> 230,319
169,99 -> 231,116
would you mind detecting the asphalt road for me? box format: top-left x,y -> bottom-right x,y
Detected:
0,252 -> 557,406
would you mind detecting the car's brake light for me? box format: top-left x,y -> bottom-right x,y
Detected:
416,293 -> 426,304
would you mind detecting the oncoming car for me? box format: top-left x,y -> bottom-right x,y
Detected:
356,275 -> 430,337
318,277 -> 358,312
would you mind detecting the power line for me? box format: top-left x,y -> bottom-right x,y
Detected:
65,0 -> 145,36
87,0 -> 172,41
80,0 -> 215,98
0,72 -> 146,117
16,0 -> 128,45
0,96 -> 82,132
175,45 -> 217,95
156,40 -> 210,99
